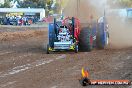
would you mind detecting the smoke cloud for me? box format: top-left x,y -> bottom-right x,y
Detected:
64,0 -> 132,49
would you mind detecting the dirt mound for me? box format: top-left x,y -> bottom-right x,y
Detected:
0,30 -> 45,42
0,26 -> 46,32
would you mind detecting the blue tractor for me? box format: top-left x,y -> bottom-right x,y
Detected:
46,17 -> 80,54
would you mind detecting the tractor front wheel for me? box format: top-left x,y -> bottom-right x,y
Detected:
46,44 -> 50,54
75,44 -> 79,53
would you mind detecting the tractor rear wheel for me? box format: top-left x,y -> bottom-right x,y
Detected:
96,31 -> 104,49
79,27 -> 93,52
96,27 -> 109,49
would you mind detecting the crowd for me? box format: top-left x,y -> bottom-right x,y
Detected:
0,15 -> 39,26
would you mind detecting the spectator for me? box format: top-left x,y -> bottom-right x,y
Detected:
3,17 -> 7,25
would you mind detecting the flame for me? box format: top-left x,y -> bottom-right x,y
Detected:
82,68 -> 89,78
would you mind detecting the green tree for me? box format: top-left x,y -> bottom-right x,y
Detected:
53,2 -> 61,13
0,0 -> 10,8
18,0 -> 47,8
0,0 -> 62,15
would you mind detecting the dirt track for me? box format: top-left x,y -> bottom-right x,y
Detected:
0,27 -> 131,88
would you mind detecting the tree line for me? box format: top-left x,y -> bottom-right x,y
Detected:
0,0 -> 61,15
108,0 -> 132,8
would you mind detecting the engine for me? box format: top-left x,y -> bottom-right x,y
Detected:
57,26 -> 71,42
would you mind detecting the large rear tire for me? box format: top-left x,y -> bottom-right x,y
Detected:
79,27 -> 93,52
96,30 -> 109,49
